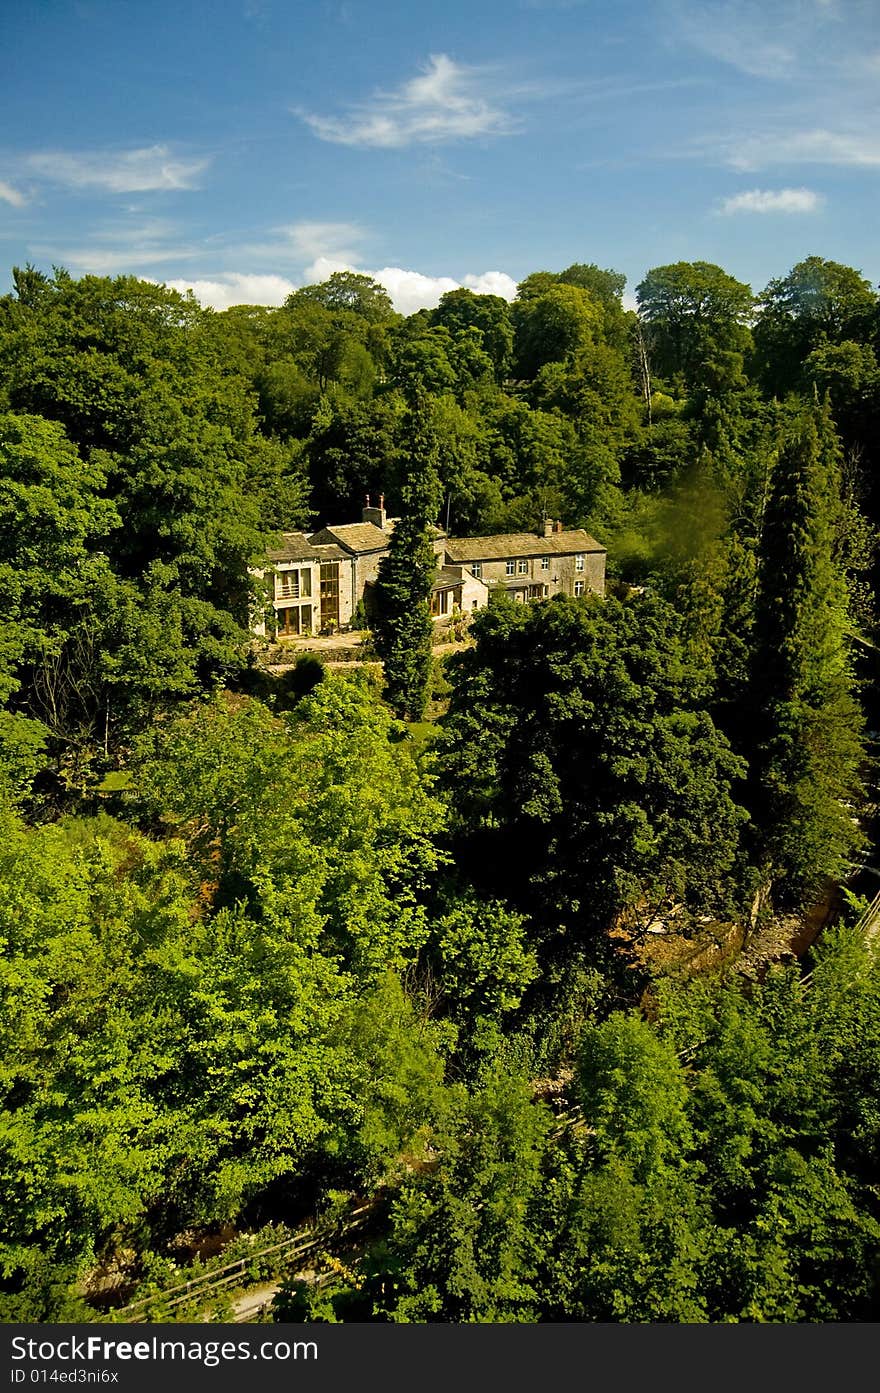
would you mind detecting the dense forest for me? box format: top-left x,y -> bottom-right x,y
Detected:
1,255 -> 880,1322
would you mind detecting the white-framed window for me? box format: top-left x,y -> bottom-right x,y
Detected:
574,580 -> 585,597
277,567 -> 312,600
506,559 -> 515,576
471,561 -> 482,578
517,559 -> 528,575
541,556 -> 550,571
575,554 -> 585,572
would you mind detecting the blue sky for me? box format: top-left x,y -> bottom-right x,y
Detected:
1,0 -> 878,312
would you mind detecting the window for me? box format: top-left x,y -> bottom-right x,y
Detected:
517,559 -> 528,575
505,559 -> 515,576
471,562 -> 482,578
574,580 -> 585,597
320,562 -> 340,626
541,556 -> 549,571
575,554 -> 585,572
277,567 -> 312,600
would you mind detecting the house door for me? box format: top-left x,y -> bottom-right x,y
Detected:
277,606 -> 301,637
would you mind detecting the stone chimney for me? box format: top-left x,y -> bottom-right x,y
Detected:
362,491 -> 387,529
543,518 -> 554,538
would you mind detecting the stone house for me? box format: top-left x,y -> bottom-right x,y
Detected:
443,520 -> 606,602
429,564 -> 490,619
251,532 -> 322,638
255,499 -> 605,640
306,494 -> 396,627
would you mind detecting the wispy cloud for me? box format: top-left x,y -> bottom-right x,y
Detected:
667,0 -> 852,80
31,217 -> 204,275
233,220 -> 369,273
285,220 -> 366,266
724,128 -> 880,170
26,144 -> 209,193
718,186 -> 824,213
47,244 -> 200,274
297,54 -> 518,148
0,180 -> 26,208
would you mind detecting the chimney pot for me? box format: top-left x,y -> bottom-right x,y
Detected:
362,491 -> 388,529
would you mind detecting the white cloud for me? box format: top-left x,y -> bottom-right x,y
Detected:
463,271 -> 518,298
726,128 -> 880,169
331,264 -> 516,315
166,263 -> 516,316
265,217 -> 517,313
298,53 -> 518,148
162,273 -> 296,312
718,186 -> 823,213
0,180 -> 26,208
303,254 -> 365,283
27,144 -> 208,193
38,210 -> 516,317
371,267 -> 462,314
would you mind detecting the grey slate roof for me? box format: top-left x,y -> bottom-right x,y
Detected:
432,565 -> 468,590
444,529 -> 606,563
266,531 -> 327,563
309,522 -> 391,554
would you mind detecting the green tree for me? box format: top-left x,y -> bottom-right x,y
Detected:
531,340 -> 641,523
636,261 -> 754,396
372,393 -> 443,720
430,288 -> 514,380
132,677 -> 447,978
748,402 -> 865,901
512,284 -> 601,380
753,256 -> 877,397
0,412 -> 121,754
557,262 -> 629,350
440,593 -> 748,956
0,272 -> 287,727
365,1062 -> 554,1322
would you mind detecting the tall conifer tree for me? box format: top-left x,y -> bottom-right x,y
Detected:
372,390 -> 442,719
749,400 -> 864,901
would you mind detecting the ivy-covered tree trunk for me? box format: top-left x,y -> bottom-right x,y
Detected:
372,392 -> 442,720
748,400 -> 865,902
